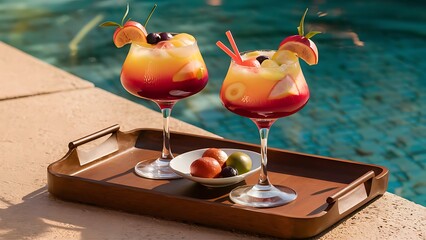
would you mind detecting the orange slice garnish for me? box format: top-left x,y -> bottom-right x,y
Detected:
113,21 -> 147,48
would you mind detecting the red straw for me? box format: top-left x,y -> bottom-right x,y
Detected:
216,30 -> 243,64
225,31 -> 243,63
216,41 -> 239,61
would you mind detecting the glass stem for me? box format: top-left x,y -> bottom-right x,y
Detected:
161,108 -> 173,160
258,127 -> 271,186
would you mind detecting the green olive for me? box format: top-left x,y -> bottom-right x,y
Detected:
225,152 -> 252,174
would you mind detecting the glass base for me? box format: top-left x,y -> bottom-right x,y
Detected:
229,184 -> 297,208
134,158 -> 181,180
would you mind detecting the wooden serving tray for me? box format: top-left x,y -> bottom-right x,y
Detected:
47,125 -> 388,239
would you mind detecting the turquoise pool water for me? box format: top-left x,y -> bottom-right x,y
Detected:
1,0 -> 425,206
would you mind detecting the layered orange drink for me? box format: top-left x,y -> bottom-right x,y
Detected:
120,33 -> 208,105
220,50 -> 309,121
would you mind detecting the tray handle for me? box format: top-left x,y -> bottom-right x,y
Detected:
68,124 -> 121,166
327,170 -> 375,204
68,124 -> 120,149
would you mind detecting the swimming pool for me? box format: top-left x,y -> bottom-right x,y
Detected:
1,0 -> 425,206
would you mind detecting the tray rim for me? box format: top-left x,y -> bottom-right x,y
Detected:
47,126 -> 389,238
50,126 -> 389,178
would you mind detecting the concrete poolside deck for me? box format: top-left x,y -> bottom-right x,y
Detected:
0,41 -> 424,239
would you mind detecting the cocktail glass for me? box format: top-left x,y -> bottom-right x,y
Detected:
121,34 -> 208,179
220,50 -> 309,207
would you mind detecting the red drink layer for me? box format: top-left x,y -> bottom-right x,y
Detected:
121,71 -> 208,101
221,90 -> 309,119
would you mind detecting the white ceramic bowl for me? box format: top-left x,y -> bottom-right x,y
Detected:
170,148 -> 261,187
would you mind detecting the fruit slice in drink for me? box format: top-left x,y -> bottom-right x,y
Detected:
224,82 -> 246,102
268,75 -> 299,99
173,60 -> 205,82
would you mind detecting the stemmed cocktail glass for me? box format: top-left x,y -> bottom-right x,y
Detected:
121,33 -> 208,179
217,28 -> 317,207
101,4 -> 209,179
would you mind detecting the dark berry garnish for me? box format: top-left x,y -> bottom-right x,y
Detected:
256,55 -> 269,64
159,32 -> 173,41
147,32 -> 161,44
221,166 -> 238,178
